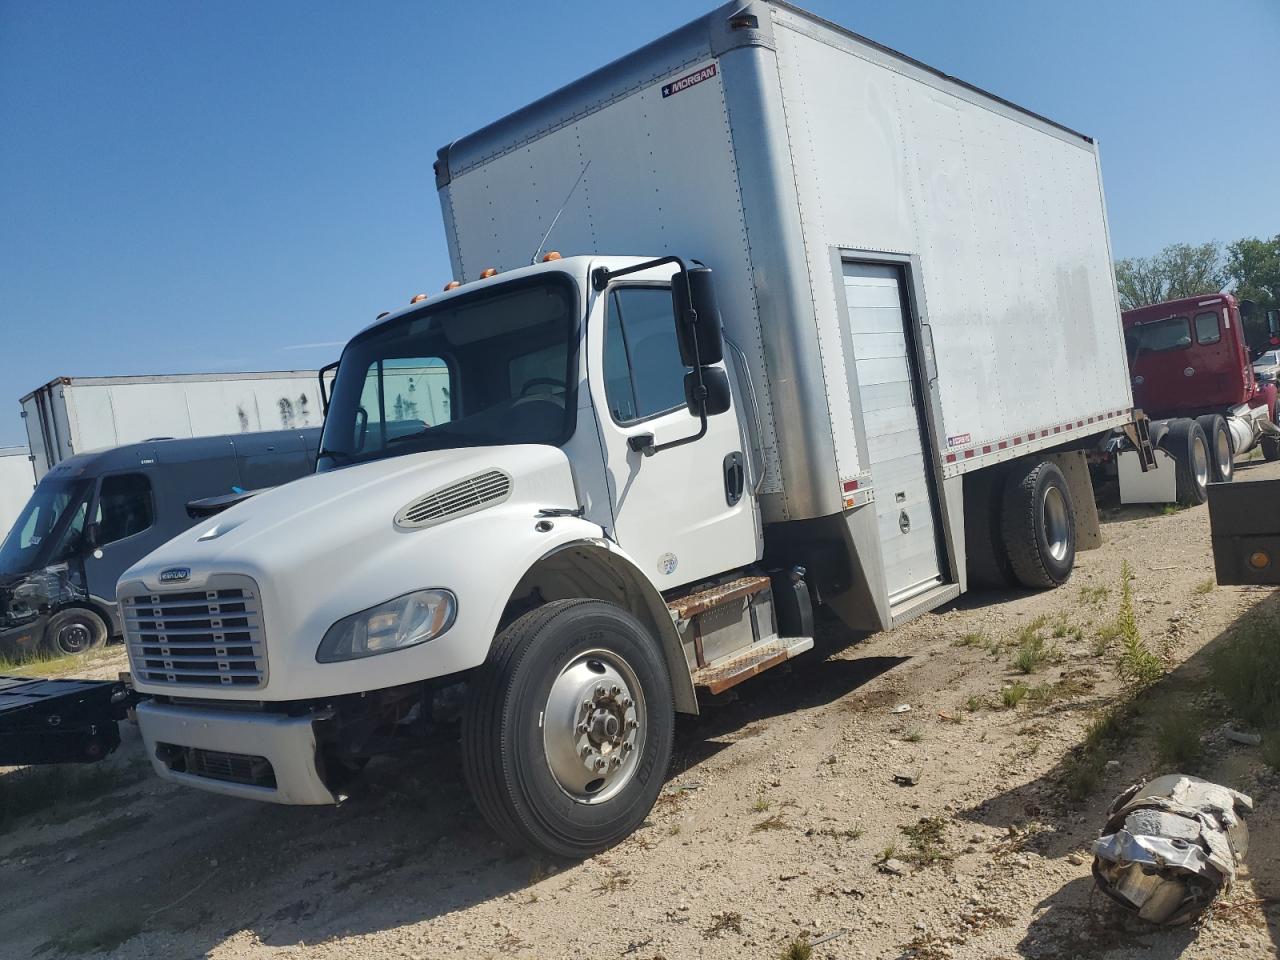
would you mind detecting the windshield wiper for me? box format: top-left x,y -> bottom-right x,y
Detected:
386,430 -> 506,448
317,448 -> 355,465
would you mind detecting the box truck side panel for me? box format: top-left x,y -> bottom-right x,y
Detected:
771,12 -> 1134,477
19,395 -> 51,478
440,53 -> 785,494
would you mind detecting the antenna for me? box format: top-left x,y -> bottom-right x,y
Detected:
530,161 -> 591,265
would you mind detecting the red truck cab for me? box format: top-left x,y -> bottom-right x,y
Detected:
1122,293 -> 1269,420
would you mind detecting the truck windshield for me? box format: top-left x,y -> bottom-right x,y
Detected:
0,477 -> 93,577
318,275 -> 579,471
1125,316 -> 1192,360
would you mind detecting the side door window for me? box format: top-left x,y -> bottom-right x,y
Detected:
96,473 -> 155,546
1194,311 -> 1222,346
603,287 -> 689,424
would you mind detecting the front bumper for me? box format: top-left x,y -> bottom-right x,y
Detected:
136,700 -> 338,805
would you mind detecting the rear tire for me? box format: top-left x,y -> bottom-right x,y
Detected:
1262,435 -> 1280,463
461,599 -> 674,859
43,608 -> 109,656
1196,414 -> 1233,483
1164,419 -> 1210,505
1001,460 -> 1076,589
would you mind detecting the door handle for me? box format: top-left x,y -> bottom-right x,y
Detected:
723,452 -> 745,506
627,433 -> 656,456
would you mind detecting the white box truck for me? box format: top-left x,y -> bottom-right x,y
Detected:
0,447 -> 35,537
21,371 -> 329,479
119,1 -> 1155,857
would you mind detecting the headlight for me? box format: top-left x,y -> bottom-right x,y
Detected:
316,589 -> 456,663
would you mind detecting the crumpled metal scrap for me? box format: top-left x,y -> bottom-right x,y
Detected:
1092,773 -> 1253,925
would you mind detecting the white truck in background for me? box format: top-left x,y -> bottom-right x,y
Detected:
21,371 -> 329,479
119,1 -> 1155,857
0,447 -> 35,536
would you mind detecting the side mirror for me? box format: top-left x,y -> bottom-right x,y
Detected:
684,366 -> 732,417
1268,309 -> 1280,338
671,266 -> 725,366
1239,298 -> 1258,319
82,522 -> 100,550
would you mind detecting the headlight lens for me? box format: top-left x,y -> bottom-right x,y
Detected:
316,589 -> 456,663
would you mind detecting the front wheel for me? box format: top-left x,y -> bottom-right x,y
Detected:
461,599 -> 675,858
43,608 -> 109,656
1262,435 -> 1280,463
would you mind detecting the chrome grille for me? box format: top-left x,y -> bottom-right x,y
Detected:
123,576 -> 266,688
394,470 -> 511,529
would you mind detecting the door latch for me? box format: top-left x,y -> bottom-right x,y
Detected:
724,452 -> 745,506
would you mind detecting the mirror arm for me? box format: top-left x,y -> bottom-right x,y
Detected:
592,255 -> 686,292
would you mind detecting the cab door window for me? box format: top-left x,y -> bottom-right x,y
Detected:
96,473 -> 154,545
603,287 -> 689,424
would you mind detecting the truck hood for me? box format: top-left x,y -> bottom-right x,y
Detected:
119,444 -> 580,592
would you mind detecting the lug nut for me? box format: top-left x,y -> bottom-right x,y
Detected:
611,755 -> 622,767
621,697 -> 633,709
595,757 -> 608,771
622,741 -> 634,753
626,718 -> 638,729
582,700 -> 593,711
581,745 -> 593,757
610,684 -> 621,696
577,722 -> 588,733
595,685 -> 607,698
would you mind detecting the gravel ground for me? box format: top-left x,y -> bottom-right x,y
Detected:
1,460 -> 1278,960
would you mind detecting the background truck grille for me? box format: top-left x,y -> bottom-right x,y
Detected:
123,576 -> 266,688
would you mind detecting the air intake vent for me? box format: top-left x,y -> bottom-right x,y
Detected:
395,470 -> 512,529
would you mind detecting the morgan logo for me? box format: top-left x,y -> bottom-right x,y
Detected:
661,63 -> 717,98
946,433 -> 972,449
159,567 -> 191,583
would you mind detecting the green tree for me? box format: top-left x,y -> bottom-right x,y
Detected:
1114,241 -> 1226,310
1226,235 -> 1280,350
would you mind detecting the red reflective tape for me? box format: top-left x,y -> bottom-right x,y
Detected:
842,479 -> 858,492
998,440 -> 1008,449
1014,436 -> 1023,444
964,449 -> 975,459
945,453 -> 957,463
983,445 -> 992,454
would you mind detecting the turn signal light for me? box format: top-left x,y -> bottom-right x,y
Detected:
1248,550 -> 1271,570
443,280 -> 461,291
541,251 -> 562,262
480,267 -> 498,279
409,293 -> 428,304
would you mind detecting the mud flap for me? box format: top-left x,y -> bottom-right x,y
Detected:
1046,450 -> 1101,551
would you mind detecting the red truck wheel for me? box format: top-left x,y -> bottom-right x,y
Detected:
1195,414 -> 1233,483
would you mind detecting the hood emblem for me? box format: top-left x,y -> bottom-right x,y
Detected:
159,567 -> 192,584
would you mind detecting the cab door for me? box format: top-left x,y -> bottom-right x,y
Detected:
588,277 -> 760,590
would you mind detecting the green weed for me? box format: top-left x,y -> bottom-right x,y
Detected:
1002,683 -> 1029,709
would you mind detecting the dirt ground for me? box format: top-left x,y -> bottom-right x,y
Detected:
2,461 -> 1279,960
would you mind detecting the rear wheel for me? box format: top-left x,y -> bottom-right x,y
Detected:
461,599 -> 674,858
1001,459 -> 1076,589
1262,435 -> 1280,463
1164,420 -> 1210,505
1196,414 -> 1233,483
43,608 -> 109,656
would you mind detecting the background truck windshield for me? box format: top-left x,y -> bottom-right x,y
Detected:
318,275 -> 578,470
1125,316 -> 1192,359
0,477 -> 93,576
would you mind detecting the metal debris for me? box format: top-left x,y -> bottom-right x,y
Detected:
893,770 -> 921,786
892,704 -> 912,714
1092,774 -> 1253,925
1224,726 -> 1263,747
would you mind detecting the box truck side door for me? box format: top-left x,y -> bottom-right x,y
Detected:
83,471 -> 168,610
590,282 -> 760,589
841,262 -> 945,604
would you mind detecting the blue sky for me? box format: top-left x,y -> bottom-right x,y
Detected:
1,0 -> 1277,447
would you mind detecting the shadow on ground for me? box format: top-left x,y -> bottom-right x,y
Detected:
0,624 -> 905,957
957,590 -> 1279,958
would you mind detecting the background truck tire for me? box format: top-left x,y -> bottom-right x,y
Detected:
461,599 -> 675,859
1164,419 -> 1211,505
1196,414 -> 1233,483
963,466 -> 1014,588
1000,459 -> 1076,589
43,607 -> 109,656
1263,435 -> 1280,463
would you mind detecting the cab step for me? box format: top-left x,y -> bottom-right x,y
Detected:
668,575 -> 771,620
690,635 -> 814,695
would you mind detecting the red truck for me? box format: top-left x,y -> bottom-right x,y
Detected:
1122,293 -> 1280,504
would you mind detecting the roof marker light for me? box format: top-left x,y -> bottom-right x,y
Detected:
443,281 -> 461,291
409,293 -> 428,304
480,268 -> 498,279
541,251 -> 562,262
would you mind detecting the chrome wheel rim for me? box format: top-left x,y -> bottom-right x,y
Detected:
542,649 -> 646,804
58,621 -> 91,654
1192,435 -> 1210,489
1042,486 -> 1070,563
1216,430 -> 1232,479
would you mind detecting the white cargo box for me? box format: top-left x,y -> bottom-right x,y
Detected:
436,0 -> 1134,527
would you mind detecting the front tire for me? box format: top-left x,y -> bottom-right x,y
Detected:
1164,419 -> 1210,505
43,608 -> 109,656
1262,435 -> 1280,463
1196,414 -> 1233,483
462,599 -> 675,858
1001,459 -> 1076,589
